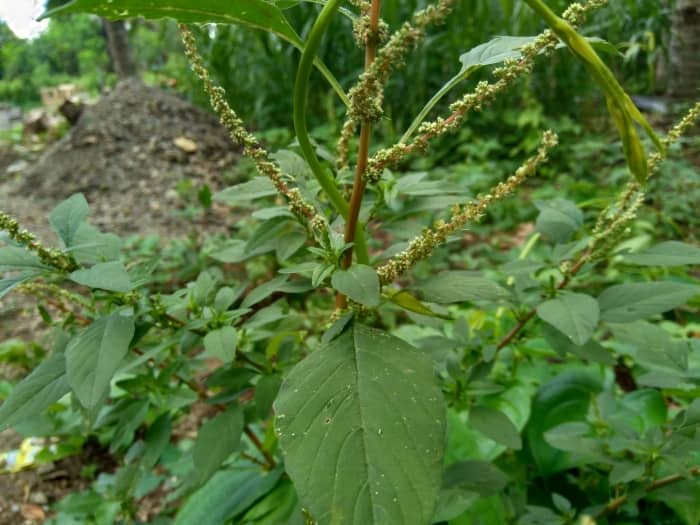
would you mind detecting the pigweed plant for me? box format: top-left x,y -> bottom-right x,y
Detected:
2,0 -> 700,523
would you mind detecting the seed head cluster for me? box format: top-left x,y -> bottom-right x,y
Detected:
338,0 -> 456,168
180,25 -> 325,230
365,0 -> 608,181
376,131 -> 558,284
0,211 -> 77,272
591,101 -> 700,259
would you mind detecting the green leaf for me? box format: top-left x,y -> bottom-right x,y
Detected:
141,413 -> 172,470
174,467 -> 283,525
443,460 -> 509,497
0,246 -> 50,272
609,461 -> 645,485
66,314 -> 135,409
0,352 -> 70,432
413,271 -> 510,305
401,36 -> 535,142
598,281 -> 700,323
388,290 -> 451,319
534,199 -> 583,243
622,241 -> 700,267
45,0 -> 299,45
542,324 -> 615,365
331,264 -> 381,307
256,374 -> 282,419
274,324 -> 446,524
0,272 -> 39,299
469,406 -> 522,450
70,223 -> 122,265
537,292 -> 599,346
192,405 -> 244,485
49,193 -> 89,248
525,371 -> 602,475
241,275 -> 313,309
203,326 -> 237,361
459,36 -> 535,71
69,261 -> 134,292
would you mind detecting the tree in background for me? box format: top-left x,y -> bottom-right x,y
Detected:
668,0 -> 700,98
102,20 -> 138,79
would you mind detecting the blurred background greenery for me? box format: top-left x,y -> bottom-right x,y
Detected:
0,0 -> 675,127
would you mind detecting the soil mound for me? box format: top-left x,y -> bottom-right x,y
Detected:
6,79 -> 238,235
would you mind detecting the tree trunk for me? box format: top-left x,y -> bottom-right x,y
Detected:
668,0 -> 700,99
102,19 -> 138,79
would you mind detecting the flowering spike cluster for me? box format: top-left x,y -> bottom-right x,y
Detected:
365,0 -> 607,181
376,130 -> 558,284
337,0 -> 455,167
590,101 -> 700,259
0,211 -> 77,272
180,25 -> 324,229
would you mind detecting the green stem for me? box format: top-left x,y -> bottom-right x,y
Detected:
294,0 -> 369,263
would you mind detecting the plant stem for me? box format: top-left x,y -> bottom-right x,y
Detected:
336,0 -> 382,309
293,0 -> 370,265
244,426 -> 277,469
496,249 -> 591,350
594,464 -> 700,519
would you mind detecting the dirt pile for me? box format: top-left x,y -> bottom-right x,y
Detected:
4,79 -> 238,236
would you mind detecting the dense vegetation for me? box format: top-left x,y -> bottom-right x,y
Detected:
1,1 -> 699,524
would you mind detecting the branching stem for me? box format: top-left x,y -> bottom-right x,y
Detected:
336,0 -> 382,309
293,0 -> 369,262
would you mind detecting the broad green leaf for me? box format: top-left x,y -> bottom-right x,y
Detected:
0,352 -> 70,432
537,292 -> 599,345
534,199 -> 583,243
70,223 -> 122,264
141,413 -> 172,470
49,193 -> 89,248
413,271 -> 510,305
274,324 -> 446,525
331,264 -> 381,307
442,460 -> 509,497
203,326 -> 237,361
598,281 -> 700,323
542,324 -> 615,365
622,241 -> 700,267
192,405 -> 244,485
525,371 -> 602,475
69,261 -> 134,292
469,406 -> 522,450
174,467 -> 283,525
0,246 -> 50,272
66,314 -> 135,408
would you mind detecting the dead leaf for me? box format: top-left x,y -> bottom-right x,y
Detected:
174,136 -> 198,153
21,503 -> 45,521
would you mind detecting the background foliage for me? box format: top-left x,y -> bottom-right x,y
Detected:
1,1 -> 699,524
